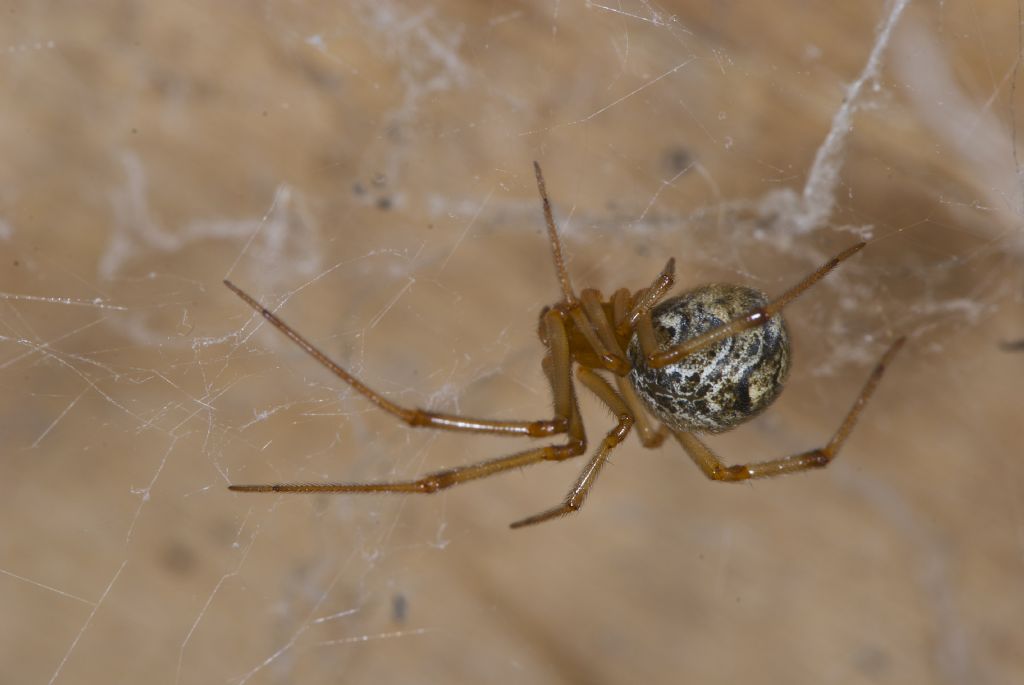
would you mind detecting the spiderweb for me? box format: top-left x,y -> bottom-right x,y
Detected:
2,2 -> 1022,683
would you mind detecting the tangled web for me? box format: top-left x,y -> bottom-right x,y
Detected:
2,2 -> 1021,683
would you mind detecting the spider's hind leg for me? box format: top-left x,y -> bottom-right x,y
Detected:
672,337 -> 905,481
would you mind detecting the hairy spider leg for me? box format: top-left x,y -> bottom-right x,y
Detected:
637,242 -> 867,369
533,161 -> 577,305
559,271 -> 680,379
673,336 -> 905,480
565,290 -> 631,375
533,161 -> 678,377
620,257 -> 676,335
228,309 -> 590,501
511,366 -> 635,527
223,280 -> 566,438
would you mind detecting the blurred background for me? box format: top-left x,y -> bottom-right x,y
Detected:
1,1 -> 1021,683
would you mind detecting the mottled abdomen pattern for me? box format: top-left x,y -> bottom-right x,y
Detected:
627,284 -> 790,434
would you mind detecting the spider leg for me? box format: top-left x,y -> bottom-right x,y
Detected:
613,375 -> 669,448
619,257 -> 675,335
509,366 -> 634,528
672,337 -> 904,481
229,310 -> 590,502
571,289 -> 630,374
611,288 -> 632,330
224,279 -> 566,438
582,290 -> 668,445
227,440 -> 587,494
533,162 -> 577,305
638,242 -> 866,369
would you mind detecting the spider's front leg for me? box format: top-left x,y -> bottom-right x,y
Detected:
223,279 -> 567,438
636,243 -> 866,368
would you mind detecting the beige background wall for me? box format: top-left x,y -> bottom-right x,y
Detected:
1,1 -> 1021,683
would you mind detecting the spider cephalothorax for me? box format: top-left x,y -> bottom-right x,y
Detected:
227,162 -> 904,528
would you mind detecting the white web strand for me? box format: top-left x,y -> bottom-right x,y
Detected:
895,19 -> 1024,231
0,567 -> 95,607
47,560 -> 128,685
176,515 -> 258,685
795,0 -> 913,233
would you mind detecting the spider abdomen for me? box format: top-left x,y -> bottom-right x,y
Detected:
627,284 -> 790,434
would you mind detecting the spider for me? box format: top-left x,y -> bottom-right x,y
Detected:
226,162 -> 904,529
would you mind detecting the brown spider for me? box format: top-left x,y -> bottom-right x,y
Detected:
227,162 -> 904,529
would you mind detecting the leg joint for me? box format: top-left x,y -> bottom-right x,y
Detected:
549,437 -> 587,460
709,464 -> 751,482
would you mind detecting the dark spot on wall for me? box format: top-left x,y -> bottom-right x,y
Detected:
392,594 -> 408,623
662,146 -> 694,176
162,539 -> 197,577
852,644 -> 890,677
